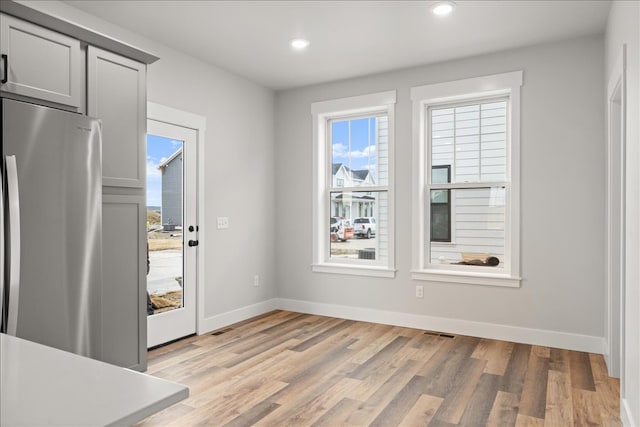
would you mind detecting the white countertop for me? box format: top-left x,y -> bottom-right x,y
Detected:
0,333 -> 188,426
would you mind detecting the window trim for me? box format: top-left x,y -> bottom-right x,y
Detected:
411,71 -> 522,287
312,91 -> 396,278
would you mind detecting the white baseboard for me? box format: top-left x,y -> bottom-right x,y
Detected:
602,339 -> 622,379
622,398 -> 636,427
196,297 -> 606,354
603,339 -> 613,375
276,298 -> 606,354
198,298 -> 279,335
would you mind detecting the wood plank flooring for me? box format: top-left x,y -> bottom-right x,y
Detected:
136,311 -> 621,426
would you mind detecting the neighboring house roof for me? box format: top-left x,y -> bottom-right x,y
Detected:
352,169 -> 369,181
158,147 -> 183,170
332,193 -> 375,200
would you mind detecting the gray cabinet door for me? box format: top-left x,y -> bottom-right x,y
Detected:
88,46 -> 146,188
0,13 -> 81,108
102,195 -> 147,371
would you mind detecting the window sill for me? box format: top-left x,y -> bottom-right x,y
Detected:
312,263 -> 396,278
411,269 -> 521,288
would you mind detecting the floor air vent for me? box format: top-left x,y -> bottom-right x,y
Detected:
211,328 -> 233,336
424,331 -> 456,339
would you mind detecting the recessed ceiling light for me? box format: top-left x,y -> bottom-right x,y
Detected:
432,1 -> 455,16
290,38 -> 310,51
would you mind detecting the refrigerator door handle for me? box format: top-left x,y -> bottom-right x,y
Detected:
5,155 -> 21,336
0,167 -> 4,333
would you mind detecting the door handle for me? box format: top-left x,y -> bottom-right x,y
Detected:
1,54 -> 7,84
5,156 -> 21,336
0,164 -> 4,333
188,240 -> 199,247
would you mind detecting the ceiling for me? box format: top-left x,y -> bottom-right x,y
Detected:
65,0 -> 611,91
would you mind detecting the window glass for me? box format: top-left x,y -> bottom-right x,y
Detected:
431,100 -> 507,183
329,191 -> 387,262
331,116 -> 388,187
328,114 -> 389,263
430,202 -> 450,242
431,166 -> 450,184
430,165 -> 451,242
430,187 -> 505,268
429,100 -> 507,251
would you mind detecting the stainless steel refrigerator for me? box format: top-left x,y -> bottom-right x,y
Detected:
1,98 -> 102,360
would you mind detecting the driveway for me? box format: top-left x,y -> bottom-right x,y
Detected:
330,236 -> 377,259
147,249 -> 182,294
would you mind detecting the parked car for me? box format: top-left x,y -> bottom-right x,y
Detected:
330,217 -> 354,241
353,217 -> 376,239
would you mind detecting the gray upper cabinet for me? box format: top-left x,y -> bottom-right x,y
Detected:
87,46 -> 146,188
0,13 -> 81,108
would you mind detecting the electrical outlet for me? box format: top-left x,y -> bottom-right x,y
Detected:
216,217 -> 229,229
416,285 -> 424,298
253,275 -> 260,287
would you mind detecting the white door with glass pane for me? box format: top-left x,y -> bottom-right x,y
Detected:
146,119 -> 197,347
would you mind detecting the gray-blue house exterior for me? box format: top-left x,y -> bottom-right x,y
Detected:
159,148 -> 182,228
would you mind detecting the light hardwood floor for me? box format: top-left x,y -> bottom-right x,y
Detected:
136,310 -> 621,426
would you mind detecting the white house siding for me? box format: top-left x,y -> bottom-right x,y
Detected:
376,116 -> 389,261
431,101 -> 507,182
430,188 -> 506,268
377,116 -> 389,186
375,191 -> 389,262
331,165 -> 373,219
332,166 -> 350,188
430,101 -> 507,266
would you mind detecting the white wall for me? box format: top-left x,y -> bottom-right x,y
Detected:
144,37 -> 278,322
19,1 -> 278,326
606,2 -> 640,425
276,35 -> 606,350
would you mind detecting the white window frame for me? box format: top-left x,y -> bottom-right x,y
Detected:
411,71 -> 522,287
312,91 -> 396,278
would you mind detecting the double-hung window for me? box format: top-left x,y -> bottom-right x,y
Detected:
312,91 -> 396,277
411,72 -> 522,287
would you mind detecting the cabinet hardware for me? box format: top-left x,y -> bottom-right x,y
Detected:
1,55 -> 7,84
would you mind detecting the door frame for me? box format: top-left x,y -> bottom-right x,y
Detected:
605,45 -> 626,381
147,102 -> 206,343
